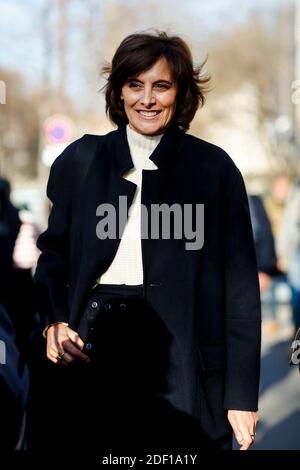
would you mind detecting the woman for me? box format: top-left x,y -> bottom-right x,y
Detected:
31,31 -> 260,451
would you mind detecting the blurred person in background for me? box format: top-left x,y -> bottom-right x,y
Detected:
278,167 -> 300,337
263,175 -> 291,333
0,304 -> 29,450
248,194 -> 278,291
12,206 -> 40,353
0,177 -> 21,313
248,194 -> 281,334
31,31 -> 261,452
0,178 -> 38,359
0,178 -> 38,449
264,175 -> 291,239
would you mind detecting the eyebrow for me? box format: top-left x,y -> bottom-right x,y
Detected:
127,78 -> 173,86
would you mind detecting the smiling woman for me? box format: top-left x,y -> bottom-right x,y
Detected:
30,30 -> 261,453
101,31 -> 209,132
120,57 -> 178,136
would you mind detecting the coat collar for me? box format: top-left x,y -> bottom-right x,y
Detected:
105,124 -> 184,176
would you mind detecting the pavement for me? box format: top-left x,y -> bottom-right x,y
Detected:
251,302 -> 300,450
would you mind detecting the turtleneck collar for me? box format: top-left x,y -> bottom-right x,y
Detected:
105,124 -> 183,176
126,125 -> 163,154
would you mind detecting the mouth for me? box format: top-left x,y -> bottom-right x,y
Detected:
136,110 -> 162,120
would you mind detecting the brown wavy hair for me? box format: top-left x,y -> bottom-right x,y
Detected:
101,31 -> 210,132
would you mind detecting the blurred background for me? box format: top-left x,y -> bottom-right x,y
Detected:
0,0 -> 300,450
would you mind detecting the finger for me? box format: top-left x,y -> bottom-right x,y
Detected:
235,434 -> 244,445
47,345 -> 59,361
229,418 -> 243,445
246,416 -> 257,442
240,442 -> 250,451
59,352 -> 74,366
227,413 -> 239,434
47,328 -> 56,352
237,435 -> 253,450
239,429 -> 254,449
48,327 -> 65,356
242,438 -> 253,450
235,429 -> 253,449
62,339 -> 90,362
239,440 -> 247,451
250,425 -> 257,442
49,350 -> 74,366
47,350 -> 60,364
68,330 -> 85,350
49,346 -> 64,360
49,342 -> 89,365
48,346 -> 71,364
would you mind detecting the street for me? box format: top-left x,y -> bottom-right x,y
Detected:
252,303 -> 300,450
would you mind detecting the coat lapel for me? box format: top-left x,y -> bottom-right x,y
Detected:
72,124 -> 183,319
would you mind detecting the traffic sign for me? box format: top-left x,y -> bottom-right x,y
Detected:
44,114 -> 74,144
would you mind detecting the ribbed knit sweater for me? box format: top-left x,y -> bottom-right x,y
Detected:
98,125 -> 163,285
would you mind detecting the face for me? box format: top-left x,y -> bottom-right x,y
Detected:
120,57 -> 177,136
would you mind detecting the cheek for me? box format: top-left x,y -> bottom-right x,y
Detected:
124,101 -> 134,112
123,96 -> 135,108
121,88 -> 137,108
161,93 -> 177,113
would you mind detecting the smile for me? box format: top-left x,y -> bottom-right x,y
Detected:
136,110 -> 161,119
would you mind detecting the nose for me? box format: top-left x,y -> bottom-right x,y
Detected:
140,87 -> 155,107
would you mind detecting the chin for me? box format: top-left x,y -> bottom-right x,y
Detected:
132,121 -> 167,136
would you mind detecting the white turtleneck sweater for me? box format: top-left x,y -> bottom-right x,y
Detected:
98,125 -> 163,285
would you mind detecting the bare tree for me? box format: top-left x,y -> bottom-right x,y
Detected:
191,12 -> 294,173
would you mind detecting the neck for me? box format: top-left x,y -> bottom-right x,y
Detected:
126,125 -> 163,153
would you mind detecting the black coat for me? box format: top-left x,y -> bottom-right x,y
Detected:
34,124 -> 261,446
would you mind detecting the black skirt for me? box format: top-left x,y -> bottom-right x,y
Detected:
27,283 -> 215,452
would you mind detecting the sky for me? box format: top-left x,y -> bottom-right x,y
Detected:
0,0 -> 288,106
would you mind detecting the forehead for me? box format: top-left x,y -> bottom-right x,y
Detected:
132,57 -> 173,81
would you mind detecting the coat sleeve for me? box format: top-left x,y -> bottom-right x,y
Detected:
34,140 -> 79,327
222,164 -> 261,411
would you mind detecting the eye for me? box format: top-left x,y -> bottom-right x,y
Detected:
155,83 -> 170,89
128,81 -> 142,89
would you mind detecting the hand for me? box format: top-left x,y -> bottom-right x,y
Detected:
276,258 -> 287,273
227,410 -> 259,450
46,323 -> 90,366
258,272 -> 271,292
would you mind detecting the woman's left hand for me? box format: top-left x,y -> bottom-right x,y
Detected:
227,410 -> 259,450
46,323 -> 90,365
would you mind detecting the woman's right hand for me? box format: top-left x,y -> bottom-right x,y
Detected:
46,323 -> 90,366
